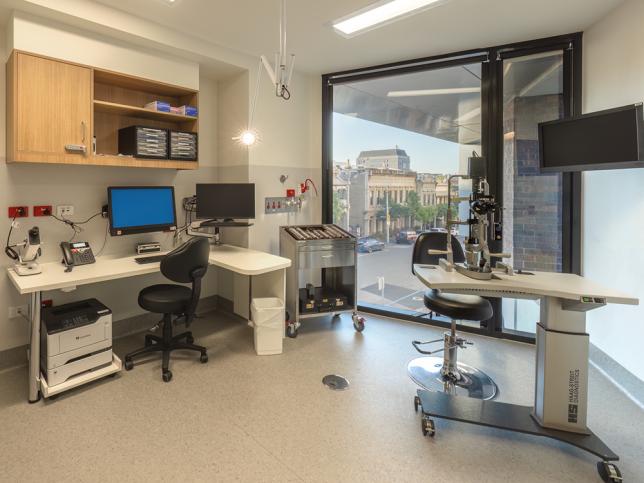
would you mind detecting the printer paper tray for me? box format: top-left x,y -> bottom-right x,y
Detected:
40,354 -> 121,398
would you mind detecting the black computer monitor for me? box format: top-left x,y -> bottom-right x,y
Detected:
196,183 -> 255,220
108,186 -> 177,236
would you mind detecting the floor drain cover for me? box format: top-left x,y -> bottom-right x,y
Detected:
323,375 -> 349,390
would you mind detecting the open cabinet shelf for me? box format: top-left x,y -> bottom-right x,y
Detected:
6,51 -> 199,170
93,100 -> 198,123
92,66 -> 199,169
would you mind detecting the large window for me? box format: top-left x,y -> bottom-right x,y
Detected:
500,51 -> 567,334
331,63 -> 481,314
323,35 -> 581,341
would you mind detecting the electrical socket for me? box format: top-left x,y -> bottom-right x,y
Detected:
56,205 -> 74,218
34,205 -> 52,217
8,206 -> 29,218
8,305 -> 28,319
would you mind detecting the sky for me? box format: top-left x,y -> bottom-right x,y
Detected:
333,112 -> 460,174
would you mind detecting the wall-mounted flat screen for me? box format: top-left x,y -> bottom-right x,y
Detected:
539,104 -> 644,172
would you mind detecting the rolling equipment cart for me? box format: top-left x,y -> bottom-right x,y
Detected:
280,225 -> 365,338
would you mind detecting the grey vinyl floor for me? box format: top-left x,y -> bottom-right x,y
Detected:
0,310 -> 642,482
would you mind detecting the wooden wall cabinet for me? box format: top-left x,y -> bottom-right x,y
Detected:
8,51 -> 92,165
7,51 -> 199,170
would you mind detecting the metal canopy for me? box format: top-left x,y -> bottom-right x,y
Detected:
333,53 -> 562,146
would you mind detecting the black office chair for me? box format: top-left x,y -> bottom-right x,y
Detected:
124,237 -> 210,382
409,232 -> 497,400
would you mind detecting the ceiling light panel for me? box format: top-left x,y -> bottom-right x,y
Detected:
333,0 -> 449,38
387,87 -> 480,97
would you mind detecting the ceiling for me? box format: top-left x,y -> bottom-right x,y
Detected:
94,0 -> 624,73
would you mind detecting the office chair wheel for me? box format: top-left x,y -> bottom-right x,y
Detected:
186,334 -> 195,344
286,324 -> 299,338
162,371 -> 173,383
200,352 -> 208,363
124,358 -> 134,371
414,395 -> 422,413
597,461 -> 622,483
352,315 -> 365,332
421,416 -> 435,437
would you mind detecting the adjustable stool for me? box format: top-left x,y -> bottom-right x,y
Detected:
409,232 -> 497,400
408,289 -> 496,400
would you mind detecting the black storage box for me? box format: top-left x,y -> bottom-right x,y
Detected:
299,287 -> 348,313
299,288 -> 317,314
118,126 -> 168,159
169,130 -> 198,161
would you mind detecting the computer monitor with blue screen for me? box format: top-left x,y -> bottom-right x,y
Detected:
108,186 -> 177,236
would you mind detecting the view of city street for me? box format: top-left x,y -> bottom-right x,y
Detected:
356,242 -> 426,313
331,54 -> 563,335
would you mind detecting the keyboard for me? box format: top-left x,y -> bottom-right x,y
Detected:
134,254 -> 166,264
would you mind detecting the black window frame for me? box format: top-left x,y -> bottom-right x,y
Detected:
322,33 -> 582,343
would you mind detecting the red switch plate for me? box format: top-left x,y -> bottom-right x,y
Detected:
8,206 -> 28,218
34,205 -> 52,217
41,299 -> 53,308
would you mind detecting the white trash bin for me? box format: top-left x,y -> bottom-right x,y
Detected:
250,297 -> 285,355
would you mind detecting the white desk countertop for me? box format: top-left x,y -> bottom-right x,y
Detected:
7,244 -> 291,295
414,264 -> 639,306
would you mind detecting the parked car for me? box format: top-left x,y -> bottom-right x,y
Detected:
395,230 -> 419,244
357,237 -> 385,253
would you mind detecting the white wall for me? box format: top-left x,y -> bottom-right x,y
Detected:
249,70 -> 323,254
11,11 -> 199,89
583,0 -> 644,381
0,8 -> 322,352
0,16 -> 219,351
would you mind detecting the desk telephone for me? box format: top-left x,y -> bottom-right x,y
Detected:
60,241 -> 96,272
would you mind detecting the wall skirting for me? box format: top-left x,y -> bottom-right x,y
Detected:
589,343 -> 644,410
0,295 -> 223,373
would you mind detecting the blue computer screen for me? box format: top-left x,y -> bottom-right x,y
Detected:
109,187 -> 176,231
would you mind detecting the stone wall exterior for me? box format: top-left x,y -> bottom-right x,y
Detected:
503,94 -> 564,272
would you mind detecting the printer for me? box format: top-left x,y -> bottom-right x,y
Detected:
40,299 -> 113,386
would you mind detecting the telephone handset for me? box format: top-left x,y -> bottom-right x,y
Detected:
60,241 -> 96,272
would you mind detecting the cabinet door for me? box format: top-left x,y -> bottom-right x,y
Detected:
11,52 -> 92,163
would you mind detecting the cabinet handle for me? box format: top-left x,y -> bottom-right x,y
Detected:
81,121 -> 86,143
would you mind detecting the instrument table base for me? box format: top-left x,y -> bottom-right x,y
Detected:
415,389 -> 621,481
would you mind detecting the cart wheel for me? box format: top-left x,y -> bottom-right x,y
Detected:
352,315 -> 365,332
597,461 -> 622,483
200,352 -> 208,363
124,358 -> 134,371
414,395 -> 422,413
286,324 -> 299,338
162,370 -> 173,383
421,416 -> 435,437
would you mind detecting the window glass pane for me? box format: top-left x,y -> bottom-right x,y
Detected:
332,63 -> 481,315
501,51 -> 564,334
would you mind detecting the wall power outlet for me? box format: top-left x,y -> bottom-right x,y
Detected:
56,205 -> 75,218
8,305 -> 28,319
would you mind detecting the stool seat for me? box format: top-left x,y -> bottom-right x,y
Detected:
424,289 -> 492,321
138,284 -> 192,314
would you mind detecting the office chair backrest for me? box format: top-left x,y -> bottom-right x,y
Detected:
161,237 -> 210,324
161,237 -> 210,283
412,231 -> 465,275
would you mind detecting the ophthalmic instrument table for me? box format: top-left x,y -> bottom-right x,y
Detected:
413,264 -> 638,482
